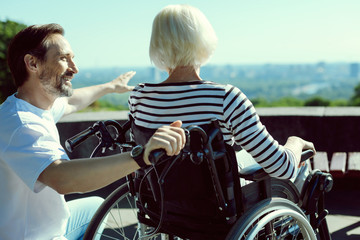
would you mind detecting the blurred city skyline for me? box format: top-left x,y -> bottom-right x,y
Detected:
1,0 -> 360,69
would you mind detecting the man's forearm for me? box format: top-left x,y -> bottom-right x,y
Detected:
38,120 -> 185,194
38,152 -> 140,194
63,71 -> 135,116
64,83 -> 114,115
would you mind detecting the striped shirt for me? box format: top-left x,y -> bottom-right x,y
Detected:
128,80 -> 296,179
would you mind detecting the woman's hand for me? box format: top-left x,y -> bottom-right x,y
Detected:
144,120 -> 186,164
285,136 -> 316,167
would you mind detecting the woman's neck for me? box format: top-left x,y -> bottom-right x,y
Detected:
162,66 -> 202,83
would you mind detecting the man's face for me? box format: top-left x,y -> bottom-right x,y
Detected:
38,34 -> 78,97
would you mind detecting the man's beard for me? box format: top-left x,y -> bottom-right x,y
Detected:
40,70 -> 74,97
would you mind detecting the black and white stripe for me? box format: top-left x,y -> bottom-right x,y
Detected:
128,80 -> 296,179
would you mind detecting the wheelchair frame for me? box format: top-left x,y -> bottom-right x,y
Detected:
65,119 -> 333,240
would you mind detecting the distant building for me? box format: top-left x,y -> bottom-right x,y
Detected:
150,67 -> 162,83
316,61 -> 326,73
350,63 -> 359,78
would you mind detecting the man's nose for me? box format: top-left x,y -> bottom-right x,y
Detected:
69,59 -> 79,74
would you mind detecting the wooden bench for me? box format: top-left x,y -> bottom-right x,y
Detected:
348,152 -> 360,177
311,151 -> 360,178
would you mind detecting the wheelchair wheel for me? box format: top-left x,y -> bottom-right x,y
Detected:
83,183 -> 182,240
226,198 -> 317,240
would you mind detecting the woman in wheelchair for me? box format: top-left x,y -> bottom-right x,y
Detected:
83,4 -> 332,240
126,4 -> 332,239
129,4 -> 315,181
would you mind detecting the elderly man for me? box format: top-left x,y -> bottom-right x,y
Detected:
0,23 -> 185,240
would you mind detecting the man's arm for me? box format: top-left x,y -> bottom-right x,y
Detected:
63,71 -> 135,116
38,121 -> 185,194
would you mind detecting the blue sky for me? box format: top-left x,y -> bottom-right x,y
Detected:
1,0 -> 360,69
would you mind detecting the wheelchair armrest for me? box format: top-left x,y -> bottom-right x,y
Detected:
238,150 -> 315,182
239,164 -> 270,181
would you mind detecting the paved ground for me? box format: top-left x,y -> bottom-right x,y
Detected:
325,178 -> 360,240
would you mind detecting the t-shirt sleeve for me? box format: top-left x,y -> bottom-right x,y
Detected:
3,123 -> 69,192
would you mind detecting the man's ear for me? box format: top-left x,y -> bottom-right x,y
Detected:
24,54 -> 39,73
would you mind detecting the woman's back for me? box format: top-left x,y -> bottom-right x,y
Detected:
129,80 -> 297,180
129,80 -> 259,146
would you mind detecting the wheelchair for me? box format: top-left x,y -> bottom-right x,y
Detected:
65,118 -> 333,240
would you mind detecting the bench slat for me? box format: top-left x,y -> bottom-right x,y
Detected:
313,152 -> 329,172
348,152 -> 360,177
329,152 -> 347,177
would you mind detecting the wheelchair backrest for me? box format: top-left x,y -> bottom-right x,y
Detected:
130,118 -> 242,240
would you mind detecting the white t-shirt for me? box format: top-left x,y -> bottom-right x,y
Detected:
0,94 -> 70,240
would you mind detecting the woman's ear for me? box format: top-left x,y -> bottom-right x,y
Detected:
24,54 -> 39,73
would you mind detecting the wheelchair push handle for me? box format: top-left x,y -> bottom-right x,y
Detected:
148,149 -> 166,164
65,120 -> 124,153
147,125 -> 207,165
65,124 -> 99,152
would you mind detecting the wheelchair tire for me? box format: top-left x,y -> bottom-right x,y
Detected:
225,197 -> 317,240
83,183 -> 182,240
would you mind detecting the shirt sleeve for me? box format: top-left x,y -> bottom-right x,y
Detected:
223,85 -> 296,179
3,123 -> 69,192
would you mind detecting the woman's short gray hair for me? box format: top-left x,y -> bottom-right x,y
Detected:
149,4 -> 218,71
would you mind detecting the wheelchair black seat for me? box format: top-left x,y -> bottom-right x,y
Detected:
131,119 -> 242,240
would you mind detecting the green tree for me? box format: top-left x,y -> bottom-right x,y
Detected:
251,96 -> 304,107
0,20 -> 27,103
329,99 -> 348,107
81,100 -> 129,112
272,97 -> 304,107
349,83 -> 360,106
251,97 -> 271,107
304,96 -> 330,106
